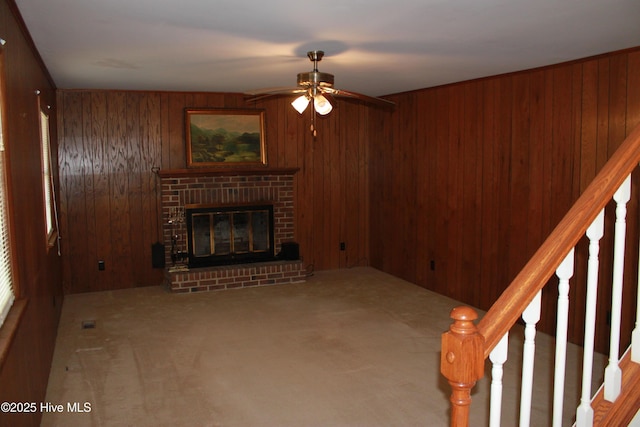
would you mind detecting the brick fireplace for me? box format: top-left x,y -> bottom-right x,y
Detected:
158,167 -> 306,293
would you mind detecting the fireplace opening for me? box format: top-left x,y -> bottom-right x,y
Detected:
186,204 -> 275,268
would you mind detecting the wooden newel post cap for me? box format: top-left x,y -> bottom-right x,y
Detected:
441,306 -> 485,384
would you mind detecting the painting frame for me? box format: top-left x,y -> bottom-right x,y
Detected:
185,108 -> 266,168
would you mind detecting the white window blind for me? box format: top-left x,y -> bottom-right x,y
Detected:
0,78 -> 15,327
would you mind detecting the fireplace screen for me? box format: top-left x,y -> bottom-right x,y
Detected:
186,204 -> 274,267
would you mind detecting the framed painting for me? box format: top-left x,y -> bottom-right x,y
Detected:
185,108 -> 266,167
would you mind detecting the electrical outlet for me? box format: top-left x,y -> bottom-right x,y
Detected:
98,260 -> 105,271
340,242 -> 346,251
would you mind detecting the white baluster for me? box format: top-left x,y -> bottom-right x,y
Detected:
633,277 -> 640,363
489,332 -> 509,427
604,174 -> 631,402
552,249 -> 575,427
632,181 -> 640,363
520,290 -> 541,427
576,209 -> 605,427
635,162 -> 640,364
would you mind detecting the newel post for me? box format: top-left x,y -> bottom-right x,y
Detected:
441,306 -> 485,427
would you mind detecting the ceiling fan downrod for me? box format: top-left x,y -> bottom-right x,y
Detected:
308,50 -> 323,70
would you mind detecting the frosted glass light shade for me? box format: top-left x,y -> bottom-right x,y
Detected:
314,94 -> 333,115
291,95 -> 310,114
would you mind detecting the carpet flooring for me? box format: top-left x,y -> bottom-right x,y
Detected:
42,267 -> 604,426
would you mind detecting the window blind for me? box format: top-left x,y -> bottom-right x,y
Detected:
0,95 -> 14,327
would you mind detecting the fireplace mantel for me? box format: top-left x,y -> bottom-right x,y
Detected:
158,167 -> 299,179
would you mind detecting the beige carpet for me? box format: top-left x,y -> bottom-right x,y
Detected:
42,267 -> 604,426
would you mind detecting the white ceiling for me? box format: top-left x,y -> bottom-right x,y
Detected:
14,0 -> 640,98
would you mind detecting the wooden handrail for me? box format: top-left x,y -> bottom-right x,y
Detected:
477,123 -> 640,357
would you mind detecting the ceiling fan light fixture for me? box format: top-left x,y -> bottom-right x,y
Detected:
314,94 -> 333,115
247,49 -> 394,136
291,95 -> 310,114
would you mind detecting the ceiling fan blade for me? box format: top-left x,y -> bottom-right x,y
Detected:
324,87 -> 395,109
244,87 -> 307,103
244,86 -> 302,96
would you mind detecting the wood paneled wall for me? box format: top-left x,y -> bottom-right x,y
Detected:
57,91 -> 374,293
0,1 -> 63,426
370,48 -> 640,351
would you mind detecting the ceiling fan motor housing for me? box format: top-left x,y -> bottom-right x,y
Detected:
297,71 -> 334,88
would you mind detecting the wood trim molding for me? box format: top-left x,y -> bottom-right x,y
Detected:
0,298 -> 28,370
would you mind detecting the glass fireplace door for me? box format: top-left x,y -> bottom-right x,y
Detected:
187,205 -> 274,267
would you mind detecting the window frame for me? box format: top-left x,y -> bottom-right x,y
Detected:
38,98 -> 57,249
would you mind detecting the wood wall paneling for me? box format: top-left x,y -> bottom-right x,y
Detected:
415,90 -> 437,288
433,86 -> 451,296
461,82 -> 483,307
370,47 -> 640,352
368,107 -> 387,270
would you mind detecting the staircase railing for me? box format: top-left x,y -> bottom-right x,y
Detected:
441,123 -> 640,426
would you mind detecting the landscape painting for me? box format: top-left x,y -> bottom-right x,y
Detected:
185,109 -> 266,167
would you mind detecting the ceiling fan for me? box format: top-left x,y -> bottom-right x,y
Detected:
245,50 -> 395,136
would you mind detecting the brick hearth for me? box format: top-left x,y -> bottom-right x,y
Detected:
158,167 -> 305,292
166,260 -> 305,293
